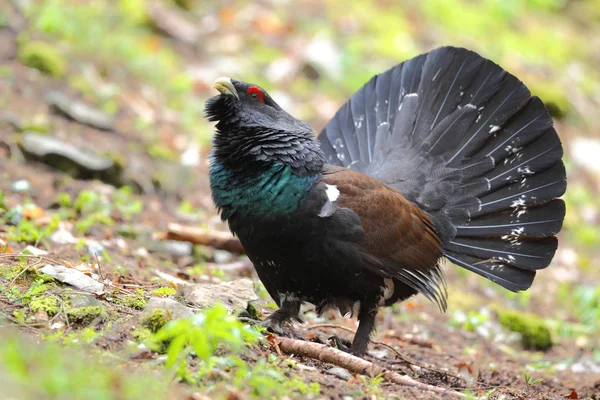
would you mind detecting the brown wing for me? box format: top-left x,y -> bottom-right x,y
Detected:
322,165 -> 447,308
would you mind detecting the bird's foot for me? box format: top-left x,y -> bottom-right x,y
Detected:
238,315 -> 300,338
238,316 -> 262,325
328,335 -> 352,353
260,317 -> 301,338
328,335 -> 369,357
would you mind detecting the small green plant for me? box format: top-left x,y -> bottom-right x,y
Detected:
0,191 -> 6,213
571,285 -> 600,330
12,309 -> 26,324
524,371 -> 543,386
112,186 -> 143,219
150,304 -> 320,398
450,310 -> 489,332
22,278 -> 49,304
357,374 -> 384,397
7,217 -> 59,245
58,188 -> 142,234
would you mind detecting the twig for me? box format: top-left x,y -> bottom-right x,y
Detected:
274,337 -> 467,398
155,223 -> 245,254
308,323 -> 465,382
307,323 -> 356,334
94,253 -> 105,281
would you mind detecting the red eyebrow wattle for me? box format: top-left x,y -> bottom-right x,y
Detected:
247,86 -> 264,103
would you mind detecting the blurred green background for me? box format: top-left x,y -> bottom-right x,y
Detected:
1,0 -> 600,398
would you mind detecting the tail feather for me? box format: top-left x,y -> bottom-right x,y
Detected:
444,252 -> 535,292
318,46 -> 566,296
455,199 -> 565,238
476,97 -> 554,161
444,237 -> 558,270
475,163 -> 566,217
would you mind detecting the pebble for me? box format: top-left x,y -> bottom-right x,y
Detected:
326,367 -> 353,380
180,278 -> 258,311
45,90 -> 115,131
143,297 -> 194,320
12,179 -> 31,193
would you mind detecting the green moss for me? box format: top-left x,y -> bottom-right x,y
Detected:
29,295 -> 59,316
18,41 -> 66,78
0,265 -> 54,284
66,306 -> 105,325
497,309 -> 552,351
149,287 -> 176,298
0,266 -> 24,281
117,294 -> 147,310
140,309 -> 169,333
132,327 -> 153,342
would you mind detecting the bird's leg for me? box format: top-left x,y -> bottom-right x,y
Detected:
260,293 -> 302,337
349,302 -> 378,357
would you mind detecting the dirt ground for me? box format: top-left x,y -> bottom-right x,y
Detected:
1,1 -> 600,399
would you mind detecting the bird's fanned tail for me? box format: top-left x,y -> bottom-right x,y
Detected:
318,46 -> 566,294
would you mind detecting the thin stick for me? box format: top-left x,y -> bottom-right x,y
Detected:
275,337 -> 467,398
155,223 -> 245,254
308,323 -> 465,382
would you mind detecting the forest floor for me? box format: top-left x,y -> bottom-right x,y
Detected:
1,1 -> 600,399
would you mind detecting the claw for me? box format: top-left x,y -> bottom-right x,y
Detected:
329,335 -> 352,352
260,318 -> 301,338
238,316 -> 261,325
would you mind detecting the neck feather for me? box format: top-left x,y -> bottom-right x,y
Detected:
210,160 -> 320,225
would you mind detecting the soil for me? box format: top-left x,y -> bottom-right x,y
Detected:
1,6 -> 599,399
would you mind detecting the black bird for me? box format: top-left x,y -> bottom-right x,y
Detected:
205,46 -> 566,357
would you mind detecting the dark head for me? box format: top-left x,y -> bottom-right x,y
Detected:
205,77 -> 325,175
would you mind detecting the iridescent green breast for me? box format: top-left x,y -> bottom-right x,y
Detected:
209,160 -> 319,221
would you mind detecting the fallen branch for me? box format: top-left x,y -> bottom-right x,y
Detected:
308,323 -> 463,382
275,337 -> 466,398
156,223 -> 245,254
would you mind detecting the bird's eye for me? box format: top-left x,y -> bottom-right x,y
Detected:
247,86 -> 265,103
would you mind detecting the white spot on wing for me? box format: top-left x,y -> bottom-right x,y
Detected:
489,125 -> 501,133
325,184 -> 339,202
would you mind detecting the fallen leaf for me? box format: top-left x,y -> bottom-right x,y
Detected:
166,280 -> 178,291
1,246 -> 13,253
565,390 -> 578,399
23,205 -> 45,221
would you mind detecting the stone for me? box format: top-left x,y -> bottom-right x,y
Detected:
143,297 -> 194,320
70,294 -> 102,308
180,279 -> 258,311
39,264 -> 104,293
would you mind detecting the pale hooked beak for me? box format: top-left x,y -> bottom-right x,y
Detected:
213,77 -> 239,99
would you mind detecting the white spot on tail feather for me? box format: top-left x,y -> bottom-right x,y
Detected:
325,184 -> 340,202
355,115 -> 364,129
511,227 -> 525,236
517,166 -> 533,175
510,198 -> 526,208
